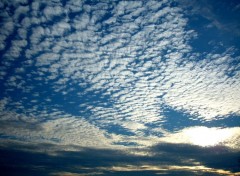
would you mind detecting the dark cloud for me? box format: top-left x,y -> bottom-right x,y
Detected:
151,143 -> 240,173
0,142 -> 239,176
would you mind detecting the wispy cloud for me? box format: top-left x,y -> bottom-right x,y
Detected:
0,110 -> 114,148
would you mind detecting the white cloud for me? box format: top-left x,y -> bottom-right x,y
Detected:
161,54 -> 240,120
43,5 -> 64,21
159,126 -> 240,149
0,109 -> 114,148
0,0 -> 239,150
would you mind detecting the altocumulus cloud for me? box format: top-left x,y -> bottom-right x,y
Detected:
0,0 -> 240,175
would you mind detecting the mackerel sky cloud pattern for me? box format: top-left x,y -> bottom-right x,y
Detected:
0,0 -> 240,175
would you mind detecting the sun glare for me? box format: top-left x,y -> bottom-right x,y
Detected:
184,127 -> 234,147
162,126 -> 240,148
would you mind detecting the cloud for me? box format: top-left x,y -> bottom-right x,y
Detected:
0,142 -> 239,176
158,126 -> 240,149
0,110 -> 114,148
0,0 -> 239,160
179,0 -> 240,36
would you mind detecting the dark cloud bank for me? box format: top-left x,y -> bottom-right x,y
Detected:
0,142 -> 239,176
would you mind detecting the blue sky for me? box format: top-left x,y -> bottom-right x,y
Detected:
0,0 -> 240,175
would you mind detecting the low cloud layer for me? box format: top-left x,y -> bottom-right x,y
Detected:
0,142 -> 239,176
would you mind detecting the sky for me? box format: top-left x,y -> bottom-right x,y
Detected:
0,0 -> 240,175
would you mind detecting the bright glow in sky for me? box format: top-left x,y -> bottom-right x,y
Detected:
160,126 -> 240,147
